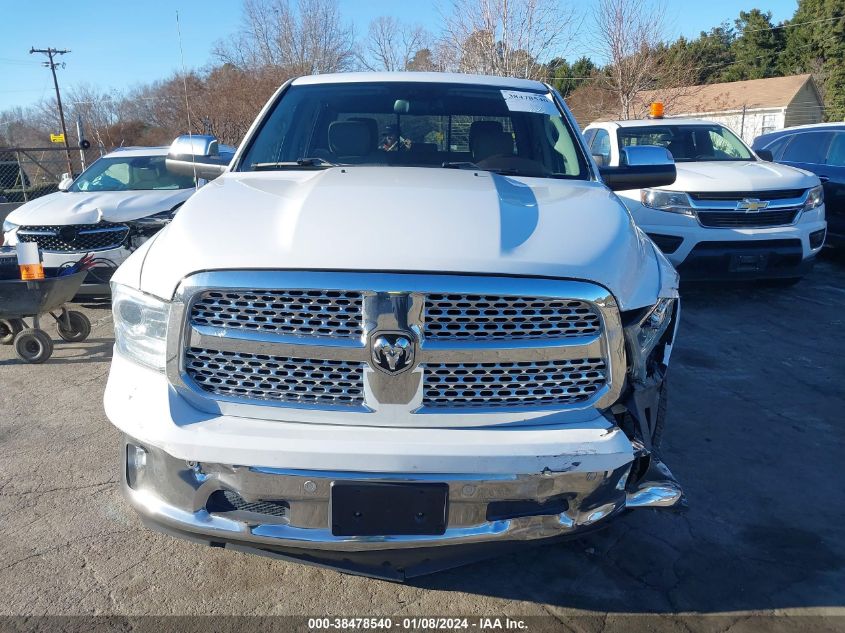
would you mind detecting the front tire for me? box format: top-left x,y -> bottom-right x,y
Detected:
651,377 -> 668,457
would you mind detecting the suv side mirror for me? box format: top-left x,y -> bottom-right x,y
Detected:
165,134 -> 232,181
599,145 -> 676,191
58,173 -> 74,191
756,149 -> 774,162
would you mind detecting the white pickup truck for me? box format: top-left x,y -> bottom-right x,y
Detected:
584,119 -> 826,283
104,72 -> 684,579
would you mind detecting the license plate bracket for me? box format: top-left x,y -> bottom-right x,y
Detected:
730,253 -> 769,272
331,482 -> 448,537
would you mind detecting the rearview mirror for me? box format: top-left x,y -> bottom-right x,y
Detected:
599,145 -> 676,191
165,134 -> 233,181
755,149 -> 773,162
58,173 -> 73,191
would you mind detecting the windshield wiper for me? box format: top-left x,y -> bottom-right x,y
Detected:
251,157 -> 338,171
441,161 -> 482,170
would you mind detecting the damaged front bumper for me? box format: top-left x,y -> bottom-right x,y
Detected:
121,432 -> 683,579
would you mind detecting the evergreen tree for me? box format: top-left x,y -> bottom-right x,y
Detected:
720,9 -> 785,82
780,0 -> 845,121
547,56 -> 597,97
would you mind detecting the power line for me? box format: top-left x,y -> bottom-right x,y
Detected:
740,14 -> 843,34
29,47 -> 74,175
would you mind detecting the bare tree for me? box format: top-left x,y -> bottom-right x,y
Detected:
438,0 -> 578,79
215,0 -> 355,75
591,0 -> 698,119
360,16 -> 430,72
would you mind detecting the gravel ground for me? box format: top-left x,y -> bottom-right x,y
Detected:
1,257 -> 844,631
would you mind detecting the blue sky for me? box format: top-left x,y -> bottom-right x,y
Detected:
0,0 -> 799,112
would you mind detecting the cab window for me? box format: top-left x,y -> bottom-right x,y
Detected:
781,132 -> 833,165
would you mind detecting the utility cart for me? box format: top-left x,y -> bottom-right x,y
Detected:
0,271 -> 91,363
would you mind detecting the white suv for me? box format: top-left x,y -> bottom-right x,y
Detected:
584,119 -> 826,283
2,146 -> 222,294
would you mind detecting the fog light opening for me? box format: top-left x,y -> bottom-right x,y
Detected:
809,229 -> 826,250
126,443 -> 148,489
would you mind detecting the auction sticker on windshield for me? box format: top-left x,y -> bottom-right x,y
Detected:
501,90 -> 559,115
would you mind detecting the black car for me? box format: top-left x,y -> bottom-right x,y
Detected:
753,124 -> 845,247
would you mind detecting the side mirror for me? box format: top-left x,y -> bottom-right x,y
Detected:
58,173 -> 74,191
165,134 -> 232,181
755,149 -> 773,162
599,145 -> 676,191
591,153 -> 607,167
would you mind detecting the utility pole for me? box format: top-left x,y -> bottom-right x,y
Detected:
30,47 -> 74,176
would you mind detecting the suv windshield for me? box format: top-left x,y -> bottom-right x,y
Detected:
238,81 -> 587,179
618,124 -> 754,162
71,155 -> 196,192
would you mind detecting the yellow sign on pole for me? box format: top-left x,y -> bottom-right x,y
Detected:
50,133 -> 65,143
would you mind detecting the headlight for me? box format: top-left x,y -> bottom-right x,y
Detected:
131,209 -> 178,229
112,283 -> 170,371
624,297 -> 675,381
640,189 -> 694,216
2,219 -> 18,233
803,184 -> 824,210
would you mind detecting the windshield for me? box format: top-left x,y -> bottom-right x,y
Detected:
618,124 -> 754,162
70,155 -> 196,192
238,82 -> 588,179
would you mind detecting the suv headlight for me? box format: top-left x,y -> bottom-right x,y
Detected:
112,283 -> 170,371
2,219 -> 18,233
803,184 -> 824,210
640,189 -> 694,216
624,297 -> 676,382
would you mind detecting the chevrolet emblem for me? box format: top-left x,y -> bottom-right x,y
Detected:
736,198 -> 769,212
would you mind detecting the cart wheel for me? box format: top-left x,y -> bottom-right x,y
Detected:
57,310 -> 92,342
0,319 -> 25,345
13,329 -> 54,364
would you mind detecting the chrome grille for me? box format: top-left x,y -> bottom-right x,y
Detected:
423,358 -> 607,408
191,289 -> 363,338
697,209 -> 800,228
17,223 -> 129,252
424,294 -> 601,340
184,347 -> 365,407
172,272 -> 624,423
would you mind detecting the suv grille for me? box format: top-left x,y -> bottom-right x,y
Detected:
191,289 -> 364,338
17,223 -> 129,252
184,347 -> 365,407
423,358 -> 607,408
688,189 -> 805,201
424,294 -> 601,340
697,209 -> 799,228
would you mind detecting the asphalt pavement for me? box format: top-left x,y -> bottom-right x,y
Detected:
1,256 -> 844,631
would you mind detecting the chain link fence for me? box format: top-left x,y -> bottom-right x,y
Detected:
0,146 -> 104,203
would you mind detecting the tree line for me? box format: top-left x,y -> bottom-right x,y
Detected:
0,0 -> 841,153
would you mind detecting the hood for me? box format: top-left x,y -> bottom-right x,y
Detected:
668,160 -> 818,192
136,167 -> 664,310
6,188 -> 194,226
